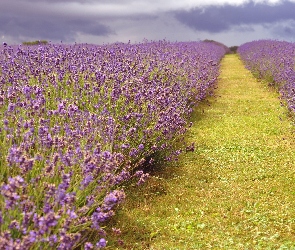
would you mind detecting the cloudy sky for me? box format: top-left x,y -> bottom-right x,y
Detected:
1,0 -> 295,46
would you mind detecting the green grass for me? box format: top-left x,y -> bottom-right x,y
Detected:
106,54 -> 295,249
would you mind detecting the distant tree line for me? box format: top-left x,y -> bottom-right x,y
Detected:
228,46 -> 239,54
203,39 -> 239,54
22,40 -> 48,45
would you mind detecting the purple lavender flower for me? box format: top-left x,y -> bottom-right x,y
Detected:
7,103 -> 16,112
121,143 -> 130,149
92,210 -> 109,227
48,234 -> 58,246
96,238 -> 107,248
7,145 -> 23,165
84,242 -> 94,250
1,176 -> 25,209
84,195 -> 94,207
137,173 -> 150,186
28,231 -> 37,243
67,209 -> 77,219
103,190 -> 125,211
129,148 -> 138,157
80,174 -> 93,189
102,151 -> 112,159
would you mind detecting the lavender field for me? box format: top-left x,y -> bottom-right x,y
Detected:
238,40 -> 295,115
0,41 -> 226,249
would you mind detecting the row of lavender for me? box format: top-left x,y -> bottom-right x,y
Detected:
0,41 -> 226,249
238,40 -> 295,114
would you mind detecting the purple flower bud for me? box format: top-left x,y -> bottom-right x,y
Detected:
137,173 -> 150,185
86,195 -> 95,206
96,238 -> 107,248
49,234 -> 58,245
67,209 -> 78,219
103,190 -> 125,210
102,151 -> 111,159
134,170 -> 143,177
7,103 -> 15,112
129,148 -> 137,157
29,230 -> 37,243
85,242 -> 94,250
80,174 -> 93,189
121,143 -> 130,149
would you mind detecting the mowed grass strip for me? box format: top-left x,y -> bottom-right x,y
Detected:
107,54 -> 295,249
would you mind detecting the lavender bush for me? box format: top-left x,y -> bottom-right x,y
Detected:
0,41 -> 225,249
238,40 -> 295,114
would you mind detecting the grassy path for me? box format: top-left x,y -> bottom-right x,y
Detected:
109,54 -> 295,249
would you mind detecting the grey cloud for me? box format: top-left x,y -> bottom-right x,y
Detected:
0,15 -> 112,42
8,0 -> 100,3
4,0 -> 142,7
26,0 -> 129,2
174,1 -> 295,33
0,1 -> 113,42
232,25 -> 255,32
266,20 -> 295,38
0,0 -> 161,43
